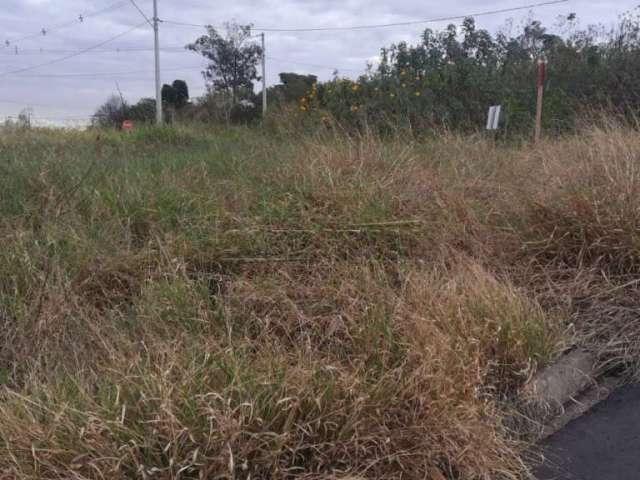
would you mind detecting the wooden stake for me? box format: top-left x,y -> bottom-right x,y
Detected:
534,58 -> 546,143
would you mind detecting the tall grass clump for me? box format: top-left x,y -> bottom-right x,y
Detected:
0,121 -> 639,478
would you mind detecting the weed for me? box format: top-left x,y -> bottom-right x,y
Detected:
0,123 -> 638,478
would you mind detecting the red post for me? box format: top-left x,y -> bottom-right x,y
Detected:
535,59 -> 547,143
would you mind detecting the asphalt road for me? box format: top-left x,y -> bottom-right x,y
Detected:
535,384 -> 640,480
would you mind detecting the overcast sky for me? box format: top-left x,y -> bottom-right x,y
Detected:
0,0 -> 637,124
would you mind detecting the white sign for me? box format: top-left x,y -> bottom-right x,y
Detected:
486,105 -> 501,130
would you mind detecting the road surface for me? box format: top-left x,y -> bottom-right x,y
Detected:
535,383 -> 640,480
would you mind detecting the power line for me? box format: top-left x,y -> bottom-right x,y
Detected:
0,98 -> 91,110
0,0 -> 569,117
9,56 -> 361,79
0,37 -> 255,56
267,56 -> 362,73
13,64 -> 204,79
0,46 -> 186,55
159,20 -> 218,29
128,0 -> 153,27
1,1 -> 129,49
160,0 -> 568,33
0,22 -> 149,78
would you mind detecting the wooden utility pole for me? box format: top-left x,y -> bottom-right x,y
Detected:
534,58 -> 546,143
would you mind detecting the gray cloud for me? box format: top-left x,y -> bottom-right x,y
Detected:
0,0 -> 636,122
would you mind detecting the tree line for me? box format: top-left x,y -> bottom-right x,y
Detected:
94,9 -> 640,134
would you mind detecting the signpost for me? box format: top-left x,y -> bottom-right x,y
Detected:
535,58 -> 547,143
122,120 -> 134,132
486,105 -> 501,130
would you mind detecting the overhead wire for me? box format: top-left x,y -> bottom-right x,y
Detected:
160,0 -> 568,33
7,57 -> 362,79
0,0 -> 569,75
128,0 -> 154,27
0,22 -> 149,78
0,0 -> 570,69
267,56 -> 362,73
1,1 -> 129,49
0,46 -> 186,55
0,98 -> 92,110
14,64 -> 205,78
0,0 -> 570,116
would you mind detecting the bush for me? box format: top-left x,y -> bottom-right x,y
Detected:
288,12 -> 640,136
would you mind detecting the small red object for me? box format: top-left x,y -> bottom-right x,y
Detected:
122,120 -> 134,131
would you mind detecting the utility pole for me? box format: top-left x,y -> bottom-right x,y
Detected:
261,32 -> 267,115
534,58 -> 546,143
153,0 -> 162,124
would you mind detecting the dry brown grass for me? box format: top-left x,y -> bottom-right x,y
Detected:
0,258 -> 549,480
0,123 -> 639,478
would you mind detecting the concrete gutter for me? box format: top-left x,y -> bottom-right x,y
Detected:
523,350 -> 598,408
521,349 -> 620,440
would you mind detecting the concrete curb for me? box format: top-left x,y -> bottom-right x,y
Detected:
524,350 -> 598,408
520,349 -> 620,440
539,375 -> 620,440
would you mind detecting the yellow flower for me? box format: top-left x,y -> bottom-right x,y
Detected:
402,83 -> 407,88
415,91 -> 421,97
350,105 -> 359,112
390,93 -> 395,98
300,105 -> 307,112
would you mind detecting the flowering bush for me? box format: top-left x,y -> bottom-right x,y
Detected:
289,12 -> 640,135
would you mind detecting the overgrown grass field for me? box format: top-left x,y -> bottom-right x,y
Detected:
0,123 -> 639,479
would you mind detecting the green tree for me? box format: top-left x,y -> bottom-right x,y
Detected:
266,73 -> 318,107
93,95 -> 157,128
187,23 -> 262,104
161,84 -> 177,107
128,98 -> 156,122
161,80 -> 190,110
93,95 -> 127,128
172,80 -> 189,108
312,13 -> 640,134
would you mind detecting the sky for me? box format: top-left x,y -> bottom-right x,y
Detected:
0,0 -> 637,124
